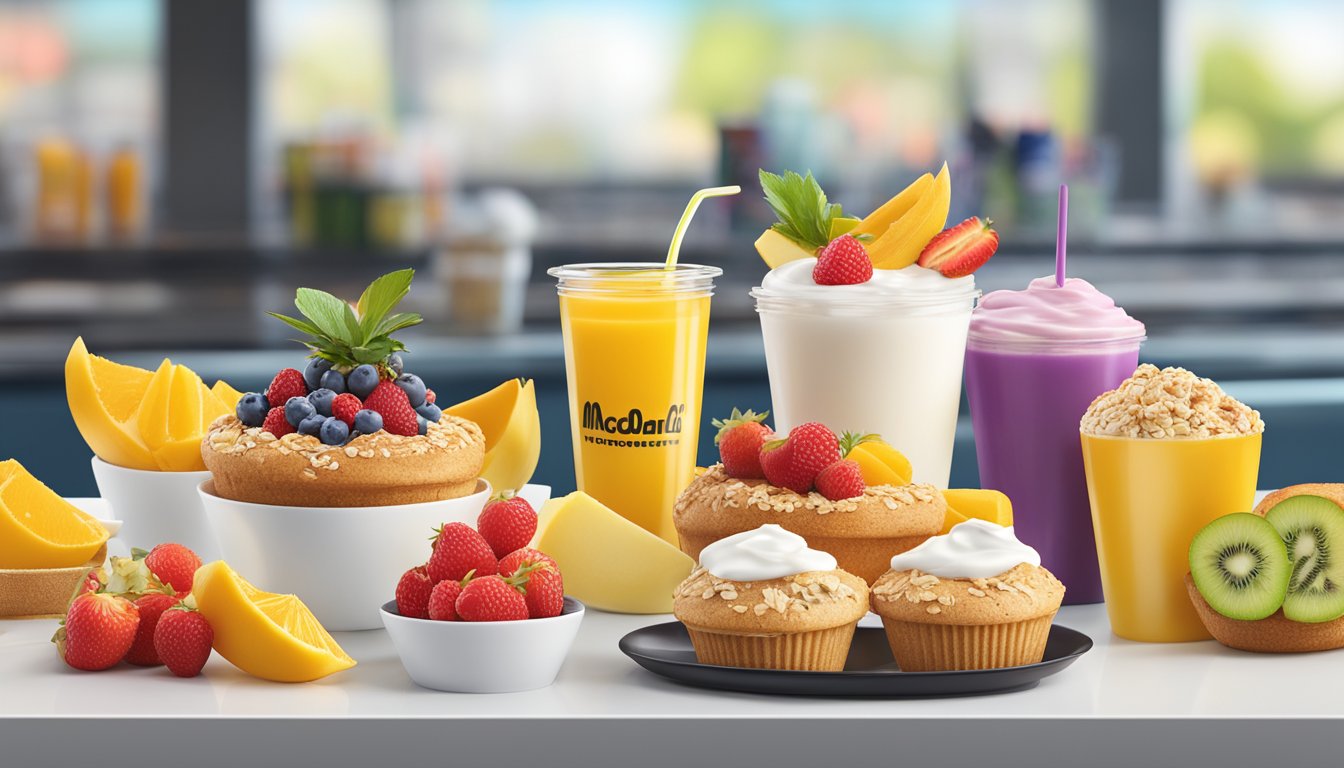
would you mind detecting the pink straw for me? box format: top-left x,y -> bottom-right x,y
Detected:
1055,184 -> 1069,287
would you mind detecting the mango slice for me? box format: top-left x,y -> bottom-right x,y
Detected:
444,378 -> 541,494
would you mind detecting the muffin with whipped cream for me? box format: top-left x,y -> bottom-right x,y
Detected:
673,524 -> 869,671
870,519 -> 1064,671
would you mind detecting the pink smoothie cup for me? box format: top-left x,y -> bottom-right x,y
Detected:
964,276 -> 1144,604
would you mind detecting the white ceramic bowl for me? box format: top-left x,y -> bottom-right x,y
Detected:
199,479 -> 492,631
91,457 -> 218,560
381,597 -> 585,693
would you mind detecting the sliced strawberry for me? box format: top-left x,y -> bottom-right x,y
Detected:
917,217 -> 999,278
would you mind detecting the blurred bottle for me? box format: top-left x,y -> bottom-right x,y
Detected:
34,137 -> 93,244
105,144 -> 143,241
1014,127 -> 1062,235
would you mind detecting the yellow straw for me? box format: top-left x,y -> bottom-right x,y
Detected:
665,185 -> 741,269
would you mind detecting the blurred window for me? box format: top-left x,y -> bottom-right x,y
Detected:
256,0 -> 1093,184
0,0 -> 160,242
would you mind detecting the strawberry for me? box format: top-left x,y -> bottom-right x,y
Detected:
424,389 -> 436,405
154,606 -> 213,678
266,368 -> 307,407
759,422 -> 840,494
332,393 -> 362,427
477,496 -> 538,558
427,522 -> 499,583
498,547 -> 557,577
814,459 -> 866,501
144,542 -> 201,594
812,234 -> 873,285
261,406 -> 294,437
394,566 -> 434,619
712,408 -> 773,479
917,217 -> 999,277
362,381 -> 418,436
125,591 -> 181,666
454,575 -> 527,622
427,579 -> 463,621
54,592 -> 140,671
515,562 -> 564,619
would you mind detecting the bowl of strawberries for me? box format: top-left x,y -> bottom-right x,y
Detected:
380,497 -> 583,693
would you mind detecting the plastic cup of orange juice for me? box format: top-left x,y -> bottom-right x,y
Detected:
550,264 -> 721,544
1080,432 -> 1262,642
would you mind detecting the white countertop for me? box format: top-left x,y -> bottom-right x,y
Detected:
4,492 -> 1340,768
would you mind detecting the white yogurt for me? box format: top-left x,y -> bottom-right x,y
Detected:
751,260 -> 978,487
888,519 -> 1041,579
699,524 -> 838,581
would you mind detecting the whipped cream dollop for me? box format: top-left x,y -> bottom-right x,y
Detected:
887,519 -> 1040,579
752,258 -> 977,306
699,524 -> 838,581
969,276 -> 1144,344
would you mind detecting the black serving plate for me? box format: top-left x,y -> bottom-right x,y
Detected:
619,622 -> 1092,698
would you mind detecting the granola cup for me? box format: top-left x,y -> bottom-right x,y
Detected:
674,465 -> 945,584
673,566 -> 869,671
870,563 -> 1064,671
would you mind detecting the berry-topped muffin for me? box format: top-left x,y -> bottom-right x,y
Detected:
674,414 -> 944,583
202,270 -> 486,506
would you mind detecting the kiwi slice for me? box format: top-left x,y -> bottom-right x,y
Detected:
1189,512 -> 1290,621
1265,495 -> 1344,623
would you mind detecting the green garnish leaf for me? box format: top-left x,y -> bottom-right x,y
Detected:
759,169 -> 845,252
270,270 -> 424,369
356,269 -> 415,340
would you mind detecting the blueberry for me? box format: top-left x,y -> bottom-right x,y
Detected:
284,396 -> 316,427
319,368 -> 346,394
353,409 -> 383,434
388,353 -> 404,376
395,373 -> 426,407
298,413 -> 326,436
236,393 -> 269,427
307,388 -> 336,417
415,402 -> 442,423
417,414 -> 428,435
319,416 -> 349,446
303,358 -> 333,391
347,364 -> 379,399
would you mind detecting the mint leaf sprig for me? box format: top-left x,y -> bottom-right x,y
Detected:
269,268 -> 423,370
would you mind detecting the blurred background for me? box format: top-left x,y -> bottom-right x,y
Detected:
2,0 -> 1340,494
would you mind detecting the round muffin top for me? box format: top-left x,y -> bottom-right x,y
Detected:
870,563 -> 1064,626
674,464 -> 945,540
673,566 -> 869,634
203,413 -> 484,476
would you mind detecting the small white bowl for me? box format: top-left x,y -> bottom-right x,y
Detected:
381,597 -> 585,693
91,457 -> 218,560
199,479 -> 492,631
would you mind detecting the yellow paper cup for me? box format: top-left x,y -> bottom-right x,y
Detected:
1080,432 -> 1261,642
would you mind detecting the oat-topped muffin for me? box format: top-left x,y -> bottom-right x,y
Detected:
870,519 -> 1064,671
202,413 -> 484,507
674,464 -> 944,583
673,525 -> 868,671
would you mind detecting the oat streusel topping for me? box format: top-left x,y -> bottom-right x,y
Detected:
1079,364 -> 1264,439
203,414 -> 484,472
675,566 -> 861,618
675,465 -> 938,517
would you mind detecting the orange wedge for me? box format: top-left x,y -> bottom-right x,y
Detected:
210,379 -> 244,411
65,337 -> 158,470
0,459 -> 109,569
444,378 -> 540,493
192,560 -> 356,683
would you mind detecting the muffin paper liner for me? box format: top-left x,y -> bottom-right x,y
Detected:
684,622 -> 857,671
879,613 -> 1055,671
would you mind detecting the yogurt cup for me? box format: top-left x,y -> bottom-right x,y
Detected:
751,259 -> 978,488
